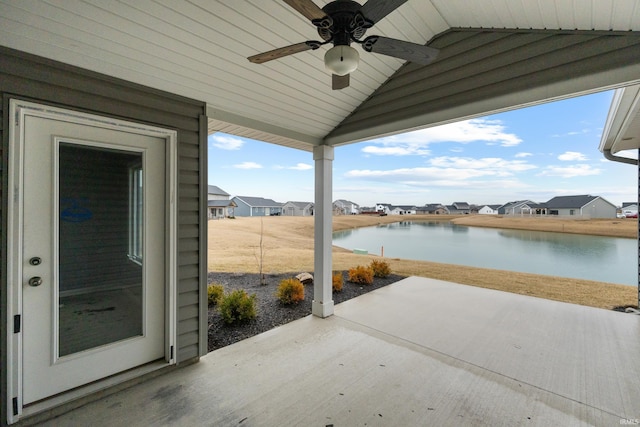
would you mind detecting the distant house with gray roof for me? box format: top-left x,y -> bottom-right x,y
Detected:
545,195 -> 616,218
232,196 -> 283,217
498,200 -> 536,215
417,203 -> 449,215
446,202 -> 471,215
282,201 -> 314,216
207,185 -> 236,219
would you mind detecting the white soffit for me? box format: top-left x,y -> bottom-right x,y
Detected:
600,84 -> 640,154
1,0 -> 640,150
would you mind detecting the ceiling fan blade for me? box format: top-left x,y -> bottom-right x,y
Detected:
361,0 -> 408,24
362,36 -> 439,65
248,41 -> 319,64
283,0 -> 327,21
332,74 -> 350,90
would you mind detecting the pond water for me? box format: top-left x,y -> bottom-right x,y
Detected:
332,221 -> 637,286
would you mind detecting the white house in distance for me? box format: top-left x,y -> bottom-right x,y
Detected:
207,185 -> 236,219
545,195 -> 616,218
478,205 -> 500,215
621,202 -> 638,216
282,201 -> 314,216
376,203 -> 417,215
390,205 -> 417,215
333,199 -> 360,215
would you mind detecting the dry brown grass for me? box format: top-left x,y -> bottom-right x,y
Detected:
451,215 -> 637,238
208,215 -> 638,310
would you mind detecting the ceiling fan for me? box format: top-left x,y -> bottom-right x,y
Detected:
248,0 -> 439,90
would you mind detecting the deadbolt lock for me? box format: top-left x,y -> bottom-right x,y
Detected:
29,257 -> 42,266
28,277 -> 43,287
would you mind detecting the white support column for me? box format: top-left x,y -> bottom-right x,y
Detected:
313,145 -> 334,318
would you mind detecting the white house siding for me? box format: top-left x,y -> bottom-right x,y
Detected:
390,208 -> 416,215
334,200 -> 359,215
478,206 -> 497,215
375,204 -> 392,214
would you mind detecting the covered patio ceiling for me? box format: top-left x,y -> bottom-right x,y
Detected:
2,1 -> 640,150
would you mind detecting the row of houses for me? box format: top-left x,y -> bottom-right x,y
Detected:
373,195 -> 620,219
209,186 -> 624,219
209,186 -> 366,218
208,185 -> 318,218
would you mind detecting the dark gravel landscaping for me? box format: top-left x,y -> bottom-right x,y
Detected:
207,271 -> 405,352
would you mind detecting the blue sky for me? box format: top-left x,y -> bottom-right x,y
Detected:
208,90 -> 637,208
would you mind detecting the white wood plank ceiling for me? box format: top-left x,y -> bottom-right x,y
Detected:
2,0 -> 640,151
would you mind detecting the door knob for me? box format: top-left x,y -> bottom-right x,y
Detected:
28,277 -> 43,287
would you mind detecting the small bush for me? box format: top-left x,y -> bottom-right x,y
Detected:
207,283 -> 225,305
276,278 -> 305,305
332,271 -> 344,292
348,265 -> 374,285
218,290 -> 257,324
370,259 -> 391,278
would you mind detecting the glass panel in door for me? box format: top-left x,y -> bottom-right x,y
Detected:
58,143 -> 144,356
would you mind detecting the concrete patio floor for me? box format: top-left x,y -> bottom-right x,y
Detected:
36,277 -> 639,426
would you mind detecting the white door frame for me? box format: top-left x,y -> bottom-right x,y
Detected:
6,99 -> 178,424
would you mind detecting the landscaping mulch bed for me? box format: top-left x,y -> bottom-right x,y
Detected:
207,271 -> 405,352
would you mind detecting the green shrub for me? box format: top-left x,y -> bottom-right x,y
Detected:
370,259 -> 391,278
348,265 -> 374,285
332,271 -> 344,292
207,283 -> 224,305
276,278 -> 305,305
218,289 -> 257,324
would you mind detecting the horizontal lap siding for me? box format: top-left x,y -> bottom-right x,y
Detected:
0,47 -> 207,387
327,29 -> 640,142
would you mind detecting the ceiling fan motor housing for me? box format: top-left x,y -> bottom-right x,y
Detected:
317,0 -> 369,45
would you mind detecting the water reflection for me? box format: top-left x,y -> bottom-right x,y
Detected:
332,221 -> 635,285
497,229 -> 613,258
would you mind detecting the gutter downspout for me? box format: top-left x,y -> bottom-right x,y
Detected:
602,149 -> 638,165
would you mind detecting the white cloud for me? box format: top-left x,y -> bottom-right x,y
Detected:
515,152 -> 533,158
289,163 -> 312,170
428,156 -> 537,173
359,118 -> 522,156
361,145 -> 431,156
233,161 -> 262,169
538,164 -> 601,178
346,167 -> 494,180
558,151 -> 587,161
552,129 -> 590,137
344,156 -> 537,187
274,163 -> 313,170
210,134 -> 244,150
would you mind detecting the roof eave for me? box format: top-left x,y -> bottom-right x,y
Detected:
599,84 -> 640,154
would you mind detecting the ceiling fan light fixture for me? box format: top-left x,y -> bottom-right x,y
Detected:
324,45 -> 359,76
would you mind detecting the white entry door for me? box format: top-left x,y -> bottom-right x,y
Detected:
12,103 -> 169,405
